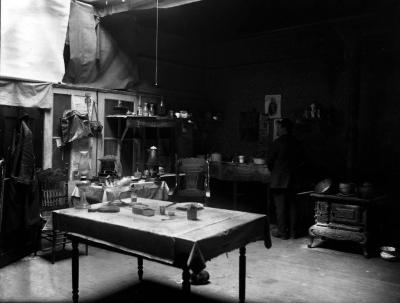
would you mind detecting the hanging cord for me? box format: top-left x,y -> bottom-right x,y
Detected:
95,91 -> 99,174
155,0 -> 159,86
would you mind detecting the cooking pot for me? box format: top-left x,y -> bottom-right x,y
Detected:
338,182 -> 356,195
314,178 -> 333,194
358,182 -> 374,198
210,153 -> 221,162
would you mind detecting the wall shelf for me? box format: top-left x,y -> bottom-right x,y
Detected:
106,115 -> 178,173
106,115 -> 176,141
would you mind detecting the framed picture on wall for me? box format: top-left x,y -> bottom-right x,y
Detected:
265,94 -> 282,119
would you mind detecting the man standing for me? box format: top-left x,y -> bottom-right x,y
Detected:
268,118 -> 303,239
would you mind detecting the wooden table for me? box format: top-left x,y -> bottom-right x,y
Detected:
53,198 -> 271,303
209,161 -> 271,209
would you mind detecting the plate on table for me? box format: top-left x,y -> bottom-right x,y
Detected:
131,177 -> 140,182
108,201 -> 130,207
176,202 -> 204,210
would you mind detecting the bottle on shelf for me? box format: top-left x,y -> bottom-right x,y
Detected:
158,97 -> 166,116
143,102 -> 149,116
137,97 -> 143,116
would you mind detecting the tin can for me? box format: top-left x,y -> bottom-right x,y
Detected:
131,192 -> 137,203
187,205 -> 198,220
160,206 -> 166,215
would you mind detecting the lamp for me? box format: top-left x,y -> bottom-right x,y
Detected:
75,150 -> 91,209
146,146 -> 159,177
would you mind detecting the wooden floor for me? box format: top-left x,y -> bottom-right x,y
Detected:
0,233 -> 399,303
1,182 -> 399,303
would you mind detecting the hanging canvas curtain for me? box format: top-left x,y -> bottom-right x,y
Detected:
63,0 -> 139,89
0,80 -> 52,109
84,0 -> 202,14
0,0 -> 70,82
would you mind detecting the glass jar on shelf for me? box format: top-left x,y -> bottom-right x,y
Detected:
137,103 -> 143,116
149,103 -> 155,116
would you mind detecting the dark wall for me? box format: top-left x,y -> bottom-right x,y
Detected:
206,28 -> 348,181
102,16 -> 210,114
102,9 -> 400,189
203,13 -> 400,188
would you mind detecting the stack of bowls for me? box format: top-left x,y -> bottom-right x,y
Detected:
380,246 -> 399,261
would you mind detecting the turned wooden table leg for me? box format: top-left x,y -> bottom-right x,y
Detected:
182,266 -> 191,294
239,246 -> 246,303
72,238 -> 79,303
137,257 -> 143,281
52,229 -> 56,264
308,234 -> 315,248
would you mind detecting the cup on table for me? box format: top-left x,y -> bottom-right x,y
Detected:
187,204 -> 198,220
238,155 -> 245,164
160,205 -> 166,215
130,191 -> 138,205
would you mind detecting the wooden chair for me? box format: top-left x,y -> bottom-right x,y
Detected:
170,157 -> 211,205
37,168 -> 87,263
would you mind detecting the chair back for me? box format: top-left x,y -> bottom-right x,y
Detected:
36,168 -> 69,211
175,157 -> 210,203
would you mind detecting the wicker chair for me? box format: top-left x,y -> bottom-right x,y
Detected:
37,168 -> 87,263
170,157 -> 211,205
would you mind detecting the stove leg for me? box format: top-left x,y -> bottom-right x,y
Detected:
308,235 -> 315,248
362,243 -> 370,258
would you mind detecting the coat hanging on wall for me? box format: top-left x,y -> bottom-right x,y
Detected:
60,110 -> 93,146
